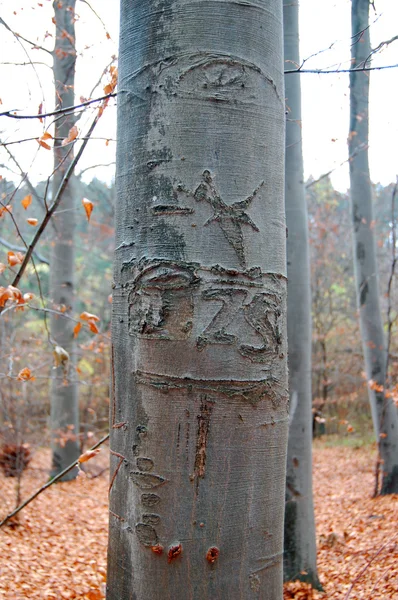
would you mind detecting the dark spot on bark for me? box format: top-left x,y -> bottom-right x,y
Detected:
206,546 -> 219,564
360,280 -> 369,305
293,457 -> 299,467
356,241 -> 365,264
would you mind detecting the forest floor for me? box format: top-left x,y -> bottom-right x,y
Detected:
0,441 -> 397,599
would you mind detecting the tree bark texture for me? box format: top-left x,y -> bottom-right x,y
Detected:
349,0 -> 398,494
49,0 -> 79,480
283,0 -> 319,586
107,1 -> 288,598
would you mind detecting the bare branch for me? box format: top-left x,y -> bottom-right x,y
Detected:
0,433 -> 109,528
0,92 -> 116,120
0,17 -> 52,56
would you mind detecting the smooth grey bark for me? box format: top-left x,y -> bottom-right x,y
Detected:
349,0 -> 398,494
283,0 -> 320,586
107,1 -> 288,598
49,0 -> 79,480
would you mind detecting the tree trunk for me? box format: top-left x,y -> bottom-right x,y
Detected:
283,0 -> 320,586
49,0 -> 79,480
349,0 -> 398,494
107,1 -> 288,597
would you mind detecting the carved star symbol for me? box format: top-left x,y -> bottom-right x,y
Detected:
192,170 -> 263,268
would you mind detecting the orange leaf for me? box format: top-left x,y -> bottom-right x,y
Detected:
78,448 -> 101,463
103,83 -> 113,95
62,125 -> 79,146
82,198 -> 94,221
23,292 -> 34,301
27,218 -> 38,226
41,131 -> 52,140
80,311 -> 100,322
73,321 -> 82,338
106,32 -> 111,40
88,319 -> 99,334
7,251 -> 24,266
379,432 -> 388,439
17,367 -> 35,381
38,139 -> 51,150
21,194 -> 32,209
0,204 -> 12,217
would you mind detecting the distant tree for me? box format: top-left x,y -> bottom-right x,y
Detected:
108,1 -> 288,597
283,0 -> 319,586
49,0 -> 80,479
349,0 -> 398,493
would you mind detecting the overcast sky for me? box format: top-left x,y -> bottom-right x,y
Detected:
0,0 -> 397,192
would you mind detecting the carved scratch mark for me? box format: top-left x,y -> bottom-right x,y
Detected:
109,451 -> 125,493
189,170 -> 263,268
152,205 -> 194,216
135,370 -> 286,407
194,397 -> 213,483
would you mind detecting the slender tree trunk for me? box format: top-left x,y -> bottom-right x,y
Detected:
49,0 -> 79,480
349,0 -> 398,494
107,1 -> 288,597
283,0 -> 319,586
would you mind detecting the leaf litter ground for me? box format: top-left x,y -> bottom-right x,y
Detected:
0,442 -> 396,599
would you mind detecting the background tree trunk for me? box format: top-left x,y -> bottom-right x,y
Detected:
107,0 -> 288,597
349,0 -> 398,494
283,0 -> 320,586
49,0 -> 79,480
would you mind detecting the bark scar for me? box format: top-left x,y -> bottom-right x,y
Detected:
194,397 -> 213,484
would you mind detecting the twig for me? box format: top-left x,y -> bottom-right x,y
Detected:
0,93 -> 117,120
285,62 -> 398,74
8,111 -> 100,291
0,433 -> 110,528
344,532 -> 398,599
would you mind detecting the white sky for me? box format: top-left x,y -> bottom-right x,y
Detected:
0,0 -> 397,192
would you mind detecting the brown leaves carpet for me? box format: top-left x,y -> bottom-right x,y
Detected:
0,443 -> 396,599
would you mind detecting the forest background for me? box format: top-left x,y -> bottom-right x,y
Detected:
0,0 -> 398,598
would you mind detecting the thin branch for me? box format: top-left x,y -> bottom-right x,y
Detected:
0,433 -> 109,528
305,143 -> 367,189
344,532 -> 398,599
0,236 -> 48,265
0,93 -> 117,120
0,17 -> 53,57
285,62 -> 398,74
9,111 -> 101,290
2,142 -> 48,214
78,161 -> 116,177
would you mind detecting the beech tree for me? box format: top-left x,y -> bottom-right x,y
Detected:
107,0 -> 288,597
349,0 -> 398,494
49,0 -> 80,479
283,0 -> 319,586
